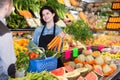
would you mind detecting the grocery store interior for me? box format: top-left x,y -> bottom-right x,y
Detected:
5,0 -> 120,80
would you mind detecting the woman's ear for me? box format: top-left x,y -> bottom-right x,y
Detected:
52,13 -> 55,17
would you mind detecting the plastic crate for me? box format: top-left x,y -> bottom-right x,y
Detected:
28,57 -> 57,72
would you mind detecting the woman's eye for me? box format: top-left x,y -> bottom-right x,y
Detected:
46,12 -> 49,15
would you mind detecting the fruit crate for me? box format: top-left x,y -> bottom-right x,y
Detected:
112,2 -> 120,10
106,22 -> 120,30
108,16 -> 120,23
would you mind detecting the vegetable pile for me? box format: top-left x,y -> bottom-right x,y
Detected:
7,0 -> 41,29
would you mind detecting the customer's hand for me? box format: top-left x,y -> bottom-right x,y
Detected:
7,64 -> 16,78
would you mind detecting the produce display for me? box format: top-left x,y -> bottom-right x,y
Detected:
62,50 -> 118,79
7,0 -> 120,80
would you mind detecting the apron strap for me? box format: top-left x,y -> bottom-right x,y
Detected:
40,25 -> 46,37
53,24 -> 56,36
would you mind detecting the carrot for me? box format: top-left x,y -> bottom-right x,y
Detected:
48,37 -> 59,49
79,11 -> 88,23
18,10 -> 33,18
48,36 -> 60,49
18,10 -> 24,16
52,37 -> 61,49
57,38 -> 62,52
48,36 -> 59,46
51,37 -> 61,50
69,0 -> 79,7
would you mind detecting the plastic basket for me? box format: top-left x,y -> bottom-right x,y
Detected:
28,57 -> 57,72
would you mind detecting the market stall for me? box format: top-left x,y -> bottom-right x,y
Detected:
8,0 -> 120,80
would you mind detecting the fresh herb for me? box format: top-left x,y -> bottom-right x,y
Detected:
65,20 -> 93,42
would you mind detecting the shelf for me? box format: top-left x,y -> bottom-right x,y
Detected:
9,28 -> 35,31
82,0 -> 114,3
91,29 -> 120,33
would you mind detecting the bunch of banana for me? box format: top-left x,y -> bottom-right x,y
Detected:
102,52 -> 120,59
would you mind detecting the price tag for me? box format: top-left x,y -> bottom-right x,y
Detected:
73,48 -> 78,57
64,50 -> 71,59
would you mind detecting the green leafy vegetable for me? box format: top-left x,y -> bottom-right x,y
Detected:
16,52 -> 29,72
45,50 -> 61,58
65,20 -> 93,42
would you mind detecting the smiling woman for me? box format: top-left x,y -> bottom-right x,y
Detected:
33,6 -> 64,50
32,6 -> 64,68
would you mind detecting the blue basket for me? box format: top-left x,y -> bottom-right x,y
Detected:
28,57 -> 57,72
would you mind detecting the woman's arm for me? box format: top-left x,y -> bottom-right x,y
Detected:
32,27 -> 43,45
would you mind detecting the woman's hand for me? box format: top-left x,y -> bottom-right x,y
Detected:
59,32 -> 65,38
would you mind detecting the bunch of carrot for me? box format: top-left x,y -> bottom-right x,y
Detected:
18,10 -> 33,18
47,36 -> 62,52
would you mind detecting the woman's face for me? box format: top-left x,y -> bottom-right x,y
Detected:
42,9 -> 55,23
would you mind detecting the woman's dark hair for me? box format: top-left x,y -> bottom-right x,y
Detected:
40,6 -> 59,25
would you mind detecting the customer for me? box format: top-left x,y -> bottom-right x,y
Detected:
33,6 -> 64,67
0,0 -> 16,79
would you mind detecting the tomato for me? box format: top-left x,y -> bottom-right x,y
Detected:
29,52 -> 39,60
34,54 -> 39,58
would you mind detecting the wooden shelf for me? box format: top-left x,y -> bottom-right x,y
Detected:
9,28 -> 35,31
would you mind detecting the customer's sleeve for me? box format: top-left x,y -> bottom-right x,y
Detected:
0,58 -> 8,80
